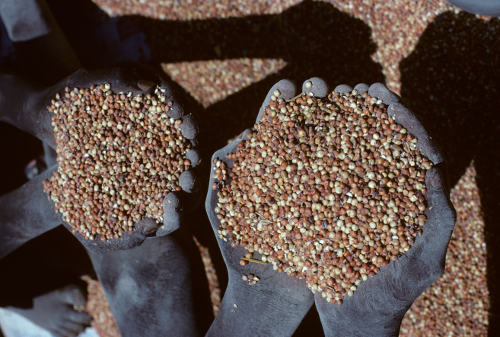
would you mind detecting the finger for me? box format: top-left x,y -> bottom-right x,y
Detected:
157,212 -> 180,237
137,78 -> 155,90
186,149 -> 201,168
136,218 -> 160,236
446,0 -> 500,16
353,83 -> 369,94
179,169 -> 196,193
256,79 -> 296,123
136,77 -> 185,120
167,100 -> 184,119
368,82 -> 400,105
180,114 -> 198,139
59,285 -> 86,306
164,192 -> 180,211
157,192 -> 181,236
302,77 -> 328,97
206,130 -> 250,221
387,103 -> 443,164
333,84 -> 353,94
403,168 -> 455,284
425,167 -> 456,231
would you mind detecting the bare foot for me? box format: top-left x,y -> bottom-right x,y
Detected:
8,284 -> 91,337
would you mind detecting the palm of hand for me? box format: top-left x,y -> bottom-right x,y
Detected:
206,79 -> 455,337
0,67 -> 199,253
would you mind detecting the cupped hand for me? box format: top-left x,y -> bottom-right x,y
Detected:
0,67 -> 200,253
205,79 -> 327,337
311,82 -> 455,337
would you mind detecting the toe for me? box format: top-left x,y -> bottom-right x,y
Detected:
59,285 -> 86,307
67,310 -> 92,325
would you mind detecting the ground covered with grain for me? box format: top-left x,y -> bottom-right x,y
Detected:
78,0 -> 497,335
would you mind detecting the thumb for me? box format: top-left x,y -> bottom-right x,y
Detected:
156,192 -> 181,236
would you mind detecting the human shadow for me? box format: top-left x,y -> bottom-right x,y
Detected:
46,0 -> 384,151
41,0 -> 384,335
400,11 -> 500,335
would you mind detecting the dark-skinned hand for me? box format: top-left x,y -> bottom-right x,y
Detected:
205,80 -> 316,337
206,78 -> 455,337
0,67 -> 200,256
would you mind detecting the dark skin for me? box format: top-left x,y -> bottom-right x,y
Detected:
206,78 -> 455,336
0,166 -> 61,258
5,285 -> 91,337
445,0 -> 500,16
0,67 -> 199,253
0,73 -> 455,336
0,67 -> 212,337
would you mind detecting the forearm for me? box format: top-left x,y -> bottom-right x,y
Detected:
0,166 -> 61,258
0,75 -> 55,148
207,271 -> 313,337
315,302 -> 402,337
87,233 -> 206,337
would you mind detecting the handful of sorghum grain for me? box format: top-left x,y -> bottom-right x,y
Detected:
213,89 -> 432,303
43,84 -> 192,241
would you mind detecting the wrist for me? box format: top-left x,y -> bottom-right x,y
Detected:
207,271 -> 313,337
315,293 -> 403,337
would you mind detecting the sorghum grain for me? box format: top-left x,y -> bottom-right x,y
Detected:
44,84 -> 192,241
214,89 -> 431,303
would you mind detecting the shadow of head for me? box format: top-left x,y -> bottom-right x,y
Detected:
128,0 -> 383,84
400,11 -> 499,186
132,1 -> 384,147
400,11 -> 500,335
44,0 -> 384,151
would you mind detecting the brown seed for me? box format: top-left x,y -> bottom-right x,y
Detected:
215,88 -> 431,303
44,83 -> 193,241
